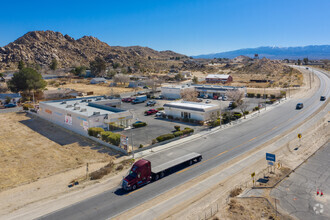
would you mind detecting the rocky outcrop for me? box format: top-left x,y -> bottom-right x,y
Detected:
0,30 -> 187,70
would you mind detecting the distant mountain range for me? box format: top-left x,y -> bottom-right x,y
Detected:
193,45 -> 330,60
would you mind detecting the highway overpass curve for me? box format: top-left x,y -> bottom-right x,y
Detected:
40,67 -> 329,220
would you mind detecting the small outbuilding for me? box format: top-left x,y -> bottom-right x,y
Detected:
164,101 -> 220,122
90,78 -> 107,84
205,74 -> 233,84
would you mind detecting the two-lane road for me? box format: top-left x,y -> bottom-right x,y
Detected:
39,67 -> 329,220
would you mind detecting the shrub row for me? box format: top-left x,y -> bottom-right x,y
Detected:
133,122 -> 147,128
156,127 -> 194,142
23,103 -> 34,110
100,131 -> 121,146
157,107 -> 164,111
88,127 -> 104,137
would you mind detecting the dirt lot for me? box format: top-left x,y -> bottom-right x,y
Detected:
222,198 -> 292,220
46,78 -> 137,96
0,112 -> 115,191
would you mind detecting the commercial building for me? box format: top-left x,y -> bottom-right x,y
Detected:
38,96 -> 132,135
205,74 -> 233,84
164,101 -> 220,121
161,84 -> 246,99
161,84 -> 193,99
194,85 -> 246,99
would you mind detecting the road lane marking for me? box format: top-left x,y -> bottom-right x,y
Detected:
126,187 -> 143,196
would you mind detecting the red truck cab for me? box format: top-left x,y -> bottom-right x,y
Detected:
122,159 -> 152,191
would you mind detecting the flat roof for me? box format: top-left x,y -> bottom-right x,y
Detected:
40,96 -> 127,117
164,101 -> 218,112
206,74 -> 230,79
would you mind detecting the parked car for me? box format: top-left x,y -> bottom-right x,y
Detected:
133,121 -> 143,126
320,96 -> 326,101
122,97 -> 135,102
145,109 -> 158,115
155,111 -> 165,117
4,103 -> 17,108
143,86 -> 149,89
296,103 -> 304,109
197,99 -> 203,102
222,96 -> 228,101
203,95 -> 208,99
146,100 -> 156,106
205,100 -> 211,104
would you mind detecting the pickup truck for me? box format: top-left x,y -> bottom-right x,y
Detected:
132,95 -> 147,104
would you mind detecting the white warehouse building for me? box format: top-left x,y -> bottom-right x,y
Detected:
163,101 -> 220,122
161,84 -> 246,99
38,96 -> 132,135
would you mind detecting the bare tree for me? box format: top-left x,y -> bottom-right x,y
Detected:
146,79 -> 158,94
226,89 -> 248,118
181,88 -> 198,102
113,74 -> 130,85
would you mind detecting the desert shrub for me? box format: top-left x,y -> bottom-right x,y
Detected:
182,127 -> 194,135
233,112 -> 242,119
230,102 -> 237,109
106,133 -> 121,146
210,119 -> 221,127
90,161 -> 114,180
253,106 -> 260,111
88,127 -> 104,137
243,110 -> 249,115
174,125 -> 180,131
168,115 -> 174,120
270,94 -> 276,99
263,94 -> 268,99
173,131 -> 184,137
256,93 -> 261,98
139,144 -> 143,148
133,122 -> 147,128
152,139 -> 157,144
156,134 -> 175,142
100,131 -> 113,141
157,107 -> 164,111
189,119 -> 196,123
116,164 -> 124,171
247,93 -> 255,98
229,187 -> 242,197
198,120 -> 204,126
183,118 -> 189,122
23,103 -> 34,110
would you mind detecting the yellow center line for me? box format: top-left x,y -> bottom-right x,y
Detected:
126,187 -> 143,196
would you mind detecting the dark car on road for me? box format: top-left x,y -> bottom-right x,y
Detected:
4,103 -> 17,108
320,96 -> 326,101
296,103 -> 304,109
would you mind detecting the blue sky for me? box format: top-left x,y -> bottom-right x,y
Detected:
0,0 -> 329,55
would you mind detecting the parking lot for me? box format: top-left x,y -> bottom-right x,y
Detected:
116,95 -> 271,149
119,100 -> 207,148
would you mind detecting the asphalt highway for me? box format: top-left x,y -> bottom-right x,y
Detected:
39,67 -> 329,220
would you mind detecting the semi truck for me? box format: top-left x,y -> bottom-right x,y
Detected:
132,95 -> 147,104
122,152 -> 202,191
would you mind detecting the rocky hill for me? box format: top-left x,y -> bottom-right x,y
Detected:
0,30 -> 187,71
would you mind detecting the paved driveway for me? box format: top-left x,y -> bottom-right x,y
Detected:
271,143 -> 330,220
119,101 -> 207,148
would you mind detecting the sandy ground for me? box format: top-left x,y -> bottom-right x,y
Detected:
0,67 -> 322,219
46,78 -> 137,96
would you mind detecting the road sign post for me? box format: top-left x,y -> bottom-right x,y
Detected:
266,153 -> 276,174
251,172 -> 255,187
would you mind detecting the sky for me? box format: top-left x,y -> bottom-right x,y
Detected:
0,0 -> 329,56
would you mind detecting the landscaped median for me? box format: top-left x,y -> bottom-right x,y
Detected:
156,127 -> 194,142
88,127 -> 121,147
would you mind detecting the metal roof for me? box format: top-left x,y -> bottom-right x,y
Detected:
164,101 -> 218,112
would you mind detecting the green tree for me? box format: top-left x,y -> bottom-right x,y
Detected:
174,73 -> 184,81
112,62 -> 120,69
107,70 -> 116,78
90,57 -> 106,76
50,59 -> 58,70
0,73 -> 3,78
18,60 -> 25,70
303,57 -> 309,65
72,66 -> 86,76
7,68 -> 47,94
297,59 -> 302,65
192,76 -> 198,84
